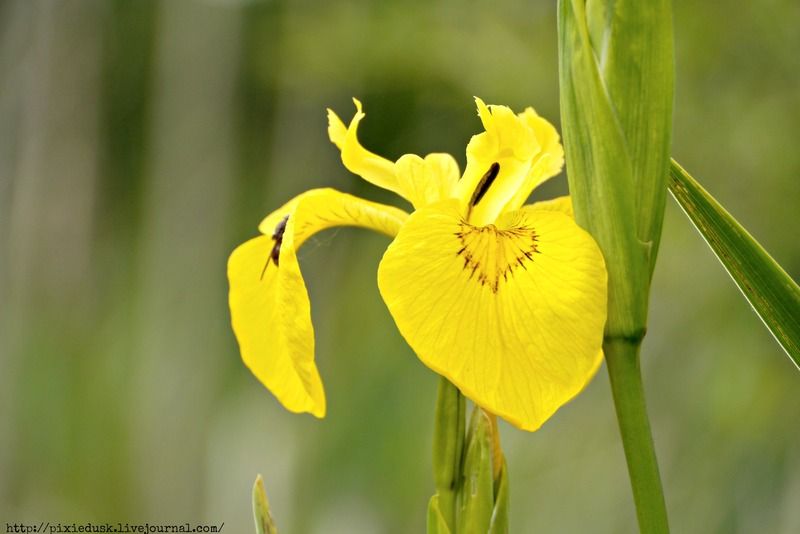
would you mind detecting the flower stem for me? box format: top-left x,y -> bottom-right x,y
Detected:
604,338 -> 669,534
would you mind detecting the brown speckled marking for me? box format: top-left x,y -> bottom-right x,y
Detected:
454,221 -> 539,294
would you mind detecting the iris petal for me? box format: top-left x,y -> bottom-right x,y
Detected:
506,109 -> 565,211
521,195 -> 573,218
455,99 -> 565,226
378,199 -> 606,431
229,188 -> 408,416
395,153 -> 460,209
327,99 -> 406,198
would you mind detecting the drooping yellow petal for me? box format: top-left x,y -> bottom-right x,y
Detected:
377,200 -> 607,431
229,188 -> 408,417
454,99 -> 564,226
394,153 -> 460,209
327,99 -> 406,198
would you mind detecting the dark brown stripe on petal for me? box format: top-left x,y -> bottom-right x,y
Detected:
469,162 -> 500,207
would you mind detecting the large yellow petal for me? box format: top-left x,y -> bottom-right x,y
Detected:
377,200 -> 607,431
454,99 -> 564,226
229,188 -> 408,417
327,99 -> 406,198
394,153 -> 460,209
522,195 -> 573,218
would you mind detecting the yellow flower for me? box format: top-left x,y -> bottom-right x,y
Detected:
228,98 -> 607,431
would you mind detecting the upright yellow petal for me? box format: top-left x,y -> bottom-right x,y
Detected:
327,99 -> 406,198
378,200 -> 607,431
394,153 -> 460,209
229,188 -> 408,417
454,99 -> 564,226
520,108 -> 565,180
505,109 -> 565,211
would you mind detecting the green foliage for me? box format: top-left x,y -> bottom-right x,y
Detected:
252,475 -> 279,534
429,381 -> 507,534
669,160 -> 800,368
427,496 -> 452,534
558,0 -> 674,337
487,461 -> 509,534
588,0 -> 675,273
455,409 -> 495,534
432,378 -> 466,531
558,2 -> 674,532
558,0 -> 648,337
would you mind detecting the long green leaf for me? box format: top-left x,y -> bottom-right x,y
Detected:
669,160 -> 800,368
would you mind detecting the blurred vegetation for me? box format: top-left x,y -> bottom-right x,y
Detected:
1,1 -> 798,532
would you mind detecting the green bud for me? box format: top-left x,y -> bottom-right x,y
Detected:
432,377 -> 466,531
558,0 -> 674,338
252,474 -> 278,534
456,408 -> 496,534
488,460 -> 509,534
427,495 -> 454,534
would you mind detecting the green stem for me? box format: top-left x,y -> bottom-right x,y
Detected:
604,338 -> 669,534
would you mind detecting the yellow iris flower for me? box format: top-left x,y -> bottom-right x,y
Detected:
228,98 -> 607,431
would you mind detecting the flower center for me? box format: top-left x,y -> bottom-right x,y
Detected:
454,220 -> 539,294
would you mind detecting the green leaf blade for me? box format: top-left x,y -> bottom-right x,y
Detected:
669,160 -> 800,368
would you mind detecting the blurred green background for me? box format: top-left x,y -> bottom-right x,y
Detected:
1,1 -> 798,532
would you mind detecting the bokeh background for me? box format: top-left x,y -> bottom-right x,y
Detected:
1,0 -> 799,532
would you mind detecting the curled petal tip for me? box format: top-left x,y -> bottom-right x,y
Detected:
327,108 -> 347,148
